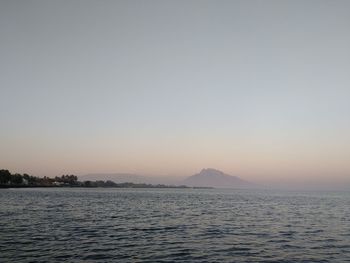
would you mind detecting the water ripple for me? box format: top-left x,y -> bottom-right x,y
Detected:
1,188 -> 350,262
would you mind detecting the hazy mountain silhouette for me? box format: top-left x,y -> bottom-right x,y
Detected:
79,173 -> 179,185
182,168 -> 255,188
80,169 -> 255,188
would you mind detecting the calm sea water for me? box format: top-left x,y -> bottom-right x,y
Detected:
1,188 -> 350,262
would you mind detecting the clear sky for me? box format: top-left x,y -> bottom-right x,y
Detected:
1,1 -> 350,185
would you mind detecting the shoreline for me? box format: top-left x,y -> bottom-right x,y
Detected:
0,185 -> 213,189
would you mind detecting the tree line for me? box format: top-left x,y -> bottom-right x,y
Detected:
0,169 -> 190,188
0,170 -> 79,187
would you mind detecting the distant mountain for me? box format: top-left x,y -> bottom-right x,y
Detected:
80,169 -> 256,188
182,168 -> 255,188
79,173 -> 179,185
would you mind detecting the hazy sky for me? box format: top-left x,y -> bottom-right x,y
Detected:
1,1 -> 350,184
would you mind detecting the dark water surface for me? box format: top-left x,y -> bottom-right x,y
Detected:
1,188 -> 350,262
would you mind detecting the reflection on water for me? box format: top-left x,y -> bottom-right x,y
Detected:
1,188 -> 350,262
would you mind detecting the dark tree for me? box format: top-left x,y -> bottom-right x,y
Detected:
0,170 -> 11,185
11,173 -> 23,185
23,173 -> 30,181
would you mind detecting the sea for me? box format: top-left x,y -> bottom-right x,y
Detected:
1,188 -> 350,262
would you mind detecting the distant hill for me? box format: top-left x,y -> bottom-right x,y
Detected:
182,168 -> 255,188
79,173 -> 179,185
80,169 -> 256,188
79,173 -> 154,183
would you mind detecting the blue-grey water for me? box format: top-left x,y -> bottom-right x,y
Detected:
1,188 -> 350,262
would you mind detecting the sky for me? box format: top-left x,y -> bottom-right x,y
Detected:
1,1 -> 350,186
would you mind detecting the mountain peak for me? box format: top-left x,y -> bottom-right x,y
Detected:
199,168 -> 225,176
183,168 -> 255,188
